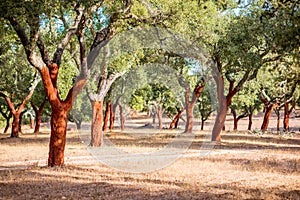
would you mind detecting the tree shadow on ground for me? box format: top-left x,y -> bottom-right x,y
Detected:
0,166 -> 298,200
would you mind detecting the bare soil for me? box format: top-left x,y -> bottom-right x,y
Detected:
0,113 -> 300,200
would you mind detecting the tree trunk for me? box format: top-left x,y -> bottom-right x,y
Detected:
152,113 -> 156,128
261,104 -> 276,132
1,111 -> 12,134
109,103 -> 117,130
119,105 -> 125,130
48,106 -> 68,167
11,112 -> 20,138
4,117 -> 10,133
283,101 -> 294,132
30,117 -> 35,129
248,112 -> 253,131
157,109 -> 163,130
212,100 -> 227,141
34,113 -> 42,133
275,109 -> 280,131
232,109 -> 238,131
103,100 -> 111,132
185,103 -> 194,133
74,119 -> 82,130
31,100 -> 47,134
18,111 -> 25,133
90,101 -> 103,147
170,108 -> 184,129
201,117 -> 205,130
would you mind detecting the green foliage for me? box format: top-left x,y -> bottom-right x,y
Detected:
195,87 -> 216,121
130,83 -> 178,115
231,80 -> 263,116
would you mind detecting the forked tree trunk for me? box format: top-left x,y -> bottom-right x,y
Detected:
1,87 -> 37,138
90,101 -> 103,146
248,112 -> 253,131
40,64 -> 86,167
183,84 -> 205,133
103,100 -> 111,132
169,108 -> 184,129
31,99 -> 47,133
119,105 -> 125,130
232,109 -> 248,131
283,101 -> 295,132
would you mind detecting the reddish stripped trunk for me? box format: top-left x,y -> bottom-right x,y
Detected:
91,101 -> 103,146
1,89 -> 36,137
261,104 -> 277,132
11,112 -> 20,137
109,103 -> 117,130
31,100 -> 47,133
40,65 -> 86,167
184,84 -> 205,133
169,108 -> 184,129
185,103 -> 194,133
212,100 -> 227,141
103,100 -> 111,132
283,101 -> 295,132
48,106 -> 68,167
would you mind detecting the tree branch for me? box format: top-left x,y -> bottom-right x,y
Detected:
0,92 -> 16,114
53,4 -> 84,64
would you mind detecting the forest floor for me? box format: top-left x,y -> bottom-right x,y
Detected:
0,113 -> 300,200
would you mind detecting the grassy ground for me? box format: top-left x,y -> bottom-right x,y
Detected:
0,127 -> 300,200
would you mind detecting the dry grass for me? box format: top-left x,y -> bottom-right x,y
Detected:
0,126 -> 300,199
